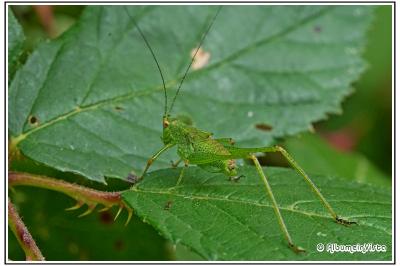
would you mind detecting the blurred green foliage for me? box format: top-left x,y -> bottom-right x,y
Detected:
11,6 -> 83,50
284,133 -> 391,187
317,6 -> 392,176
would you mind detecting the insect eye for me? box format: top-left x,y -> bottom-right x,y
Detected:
163,120 -> 170,128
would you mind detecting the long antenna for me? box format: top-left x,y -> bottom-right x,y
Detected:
168,6 -> 222,114
124,7 -> 168,117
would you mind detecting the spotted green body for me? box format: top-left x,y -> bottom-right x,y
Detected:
162,116 -> 238,177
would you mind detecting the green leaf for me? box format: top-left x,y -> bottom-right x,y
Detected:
123,166 -> 391,260
9,6 -> 373,182
283,133 -> 391,187
8,7 -> 25,79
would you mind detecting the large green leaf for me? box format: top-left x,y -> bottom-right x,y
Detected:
9,6 -> 373,183
123,166 -> 391,260
8,7 -> 25,79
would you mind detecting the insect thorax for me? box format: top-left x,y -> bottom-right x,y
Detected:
162,117 -> 188,146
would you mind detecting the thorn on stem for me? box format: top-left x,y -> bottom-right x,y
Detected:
125,207 -> 133,226
114,206 -> 123,221
65,201 -> 83,211
78,204 -> 96,217
98,206 -> 111,212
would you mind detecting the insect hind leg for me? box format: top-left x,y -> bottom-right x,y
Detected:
250,154 -> 305,253
269,145 -> 356,226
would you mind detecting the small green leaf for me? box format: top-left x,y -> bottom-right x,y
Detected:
123,166 -> 391,260
9,6 -> 374,182
8,7 -> 25,79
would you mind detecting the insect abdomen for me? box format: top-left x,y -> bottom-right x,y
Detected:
193,138 -> 230,156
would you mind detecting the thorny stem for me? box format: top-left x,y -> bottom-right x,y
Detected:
8,198 -> 45,261
8,172 -> 133,224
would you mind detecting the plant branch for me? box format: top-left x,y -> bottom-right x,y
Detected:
8,171 -> 133,224
8,198 -> 45,261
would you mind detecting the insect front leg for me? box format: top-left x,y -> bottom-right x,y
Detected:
267,145 -> 356,226
250,155 -> 305,253
141,143 -> 175,180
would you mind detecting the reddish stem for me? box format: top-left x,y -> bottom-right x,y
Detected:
8,171 -> 134,260
8,198 -> 45,261
9,171 -> 122,207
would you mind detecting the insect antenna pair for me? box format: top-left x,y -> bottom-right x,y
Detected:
124,6 -> 220,119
